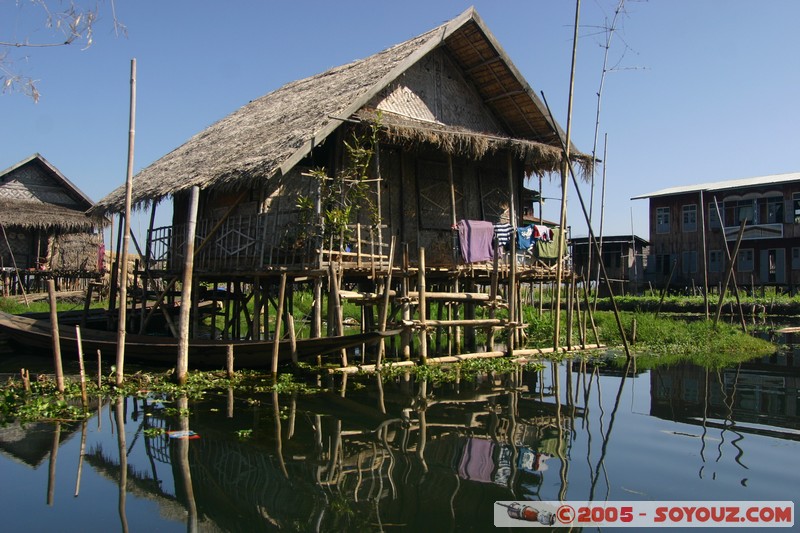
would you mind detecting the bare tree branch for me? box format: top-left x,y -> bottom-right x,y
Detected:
1,0 -> 122,102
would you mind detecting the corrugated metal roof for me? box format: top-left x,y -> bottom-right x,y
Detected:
631,171 -> 800,200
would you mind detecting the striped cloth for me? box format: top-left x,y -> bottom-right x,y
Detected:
493,223 -> 514,248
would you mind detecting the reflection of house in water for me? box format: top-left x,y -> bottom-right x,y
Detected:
74,371 -> 579,531
650,360 -> 800,439
0,421 -> 79,467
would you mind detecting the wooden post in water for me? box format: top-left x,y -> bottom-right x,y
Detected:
271,272 -> 287,376
401,243 -> 411,359
418,247 -> 428,365
115,58 -> 137,387
75,326 -> 88,409
176,185 -> 200,385
507,231 -> 516,357
376,235 -> 397,368
226,344 -> 234,378
47,280 -> 65,394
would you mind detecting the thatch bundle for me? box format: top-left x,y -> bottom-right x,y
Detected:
0,199 -> 100,232
356,109 -> 592,177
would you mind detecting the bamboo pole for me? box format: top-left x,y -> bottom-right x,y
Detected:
75,325 -> 88,409
418,247 -> 428,364
176,185 -> 200,385
713,197 -> 748,331
47,279 -> 65,394
554,0 -> 581,351
714,219 -> 747,326
376,235 -> 397,368
540,92 -> 630,358
507,230 -> 516,357
699,190 -> 709,318
115,58 -> 137,387
271,272 -> 287,376
655,259 -> 678,318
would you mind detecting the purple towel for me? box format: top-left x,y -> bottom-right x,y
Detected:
457,220 -> 494,263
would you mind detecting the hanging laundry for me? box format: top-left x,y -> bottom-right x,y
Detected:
533,224 -> 553,242
535,228 -> 562,259
457,220 -> 494,263
493,223 -> 514,248
517,225 -> 534,250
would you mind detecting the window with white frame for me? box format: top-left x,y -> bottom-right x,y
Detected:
738,248 -> 754,272
656,207 -> 670,234
682,204 -> 697,232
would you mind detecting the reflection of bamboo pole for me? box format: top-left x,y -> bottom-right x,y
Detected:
47,280 -> 65,394
417,380 -> 428,473
74,420 -> 87,497
589,359 -> 631,501
176,395 -> 197,532
114,397 -> 129,533
47,422 -> 61,505
272,390 -> 289,478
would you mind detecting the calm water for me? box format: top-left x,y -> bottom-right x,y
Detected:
0,348 -> 798,532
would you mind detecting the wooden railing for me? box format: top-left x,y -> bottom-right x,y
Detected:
147,213 -> 391,272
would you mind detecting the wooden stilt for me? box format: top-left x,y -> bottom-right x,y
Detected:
418,247 -> 428,365
271,273 -> 287,376
376,235 -> 396,368
401,243 -> 411,360
177,185 -> 200,385
48,280 -> 65,394
226,344 -> 234,378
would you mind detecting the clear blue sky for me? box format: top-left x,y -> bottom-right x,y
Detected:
2,1 -> 799,242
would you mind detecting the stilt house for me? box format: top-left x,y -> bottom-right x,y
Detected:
92,8 -> 588,352
0,154 -> 104,295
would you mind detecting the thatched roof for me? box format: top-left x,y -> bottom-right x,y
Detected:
0,198 -> 100,232
93,8 -> 585,215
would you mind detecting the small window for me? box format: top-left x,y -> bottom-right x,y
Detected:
738,248 -> 754,272
682,204 -> 697,232
709,250 -> 723,273
656,207 -> 670,234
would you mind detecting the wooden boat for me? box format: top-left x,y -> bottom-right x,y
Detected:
0,311 -> 400,369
